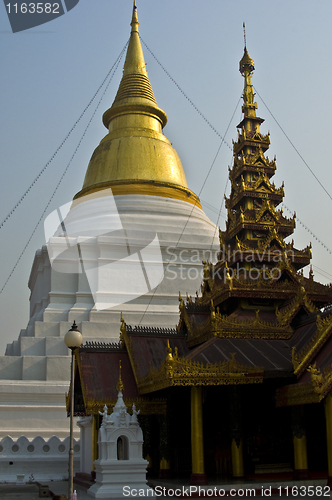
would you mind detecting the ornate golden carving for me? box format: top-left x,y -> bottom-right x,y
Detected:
230,149 -> 276,182
137,349 -> 264,394
276,381 -> 321,407
276,285 -> 317,326
292,311 -> 332,375
257,227 -> 285,251
185,306 -> 293,348
201,260 -> 215,293
119,314 -> 140,387
226,209 -> 296,241
276,361 -> 332,407
178,292 -> 193,333
307,363 -> 324,393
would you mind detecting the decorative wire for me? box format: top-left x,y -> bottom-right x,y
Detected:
0,44 -> 127,295
0,41 -> 129,233
312,265 -> 332,282
138,95 -> 241,326
254,86 -> 332,203
209,153 -> 232,252
200,199 -> 227,219
140,36 -> 233,152
282,203 -> 332,255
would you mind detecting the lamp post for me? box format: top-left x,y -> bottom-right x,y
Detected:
64,321 -> 83,500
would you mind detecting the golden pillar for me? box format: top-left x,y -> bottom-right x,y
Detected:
159,414 -> 171,479
140,415 -> 153,475
293,436 -> 308,471
229,386 -> 244,477
292,405 -> 308,479
159,457 -> 171,477
231,438 -> 244,477
325,393 -> 332,485
190,386 -> 207,485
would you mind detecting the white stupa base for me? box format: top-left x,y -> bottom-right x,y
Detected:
88,460 -> 150,498
0,194 -> 218,470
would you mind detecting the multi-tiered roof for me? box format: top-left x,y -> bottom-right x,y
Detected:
223,47 -> 306,270
177,45 -> 332,350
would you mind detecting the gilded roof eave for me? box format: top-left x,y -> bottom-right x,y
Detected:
120,317 -> 264,395
72,343 -> 167,415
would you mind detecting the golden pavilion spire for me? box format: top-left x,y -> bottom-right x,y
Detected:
73,2 -> 200,208
239,40 -> 257,118
220,37 -> 308,277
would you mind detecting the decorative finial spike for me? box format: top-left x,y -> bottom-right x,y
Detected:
117,360 -> 124,392
243,22 -> 246,48
131,0 -> 139,33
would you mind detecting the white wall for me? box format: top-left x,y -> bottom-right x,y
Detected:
0,435 -> 80,482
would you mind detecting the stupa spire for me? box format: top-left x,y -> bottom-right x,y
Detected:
107,1 -> 159,112
131,1 -> 139,33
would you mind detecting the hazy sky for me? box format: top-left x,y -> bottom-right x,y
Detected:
1,0 -> 332,354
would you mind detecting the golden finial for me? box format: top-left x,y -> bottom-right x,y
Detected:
210,299 -> 216,321
117,360 -> 124,392
239,46 -> 254,77
166,340 -> 173,363
239,23 -> 256,115
131,0 -> 139,33
165,340 -> 174,378
309,265 -> 314,280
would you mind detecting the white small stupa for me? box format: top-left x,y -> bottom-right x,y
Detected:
88,363 -> 149,498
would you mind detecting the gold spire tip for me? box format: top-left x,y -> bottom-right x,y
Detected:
243,22 -> 246,48
117,360 -> 124,392
131,0 -> 139,33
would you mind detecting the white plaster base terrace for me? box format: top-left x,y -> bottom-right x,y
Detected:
0,195 -> 218,441
0,435 -> 79,482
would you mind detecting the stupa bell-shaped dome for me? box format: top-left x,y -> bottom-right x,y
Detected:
74,2 -> 200,208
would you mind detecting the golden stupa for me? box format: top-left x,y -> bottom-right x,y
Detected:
74,2 -> 200,208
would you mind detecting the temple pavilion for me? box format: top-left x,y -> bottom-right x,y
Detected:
72,3 -> 332,488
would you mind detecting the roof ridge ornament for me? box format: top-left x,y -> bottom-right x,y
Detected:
117,360 -> 124,392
